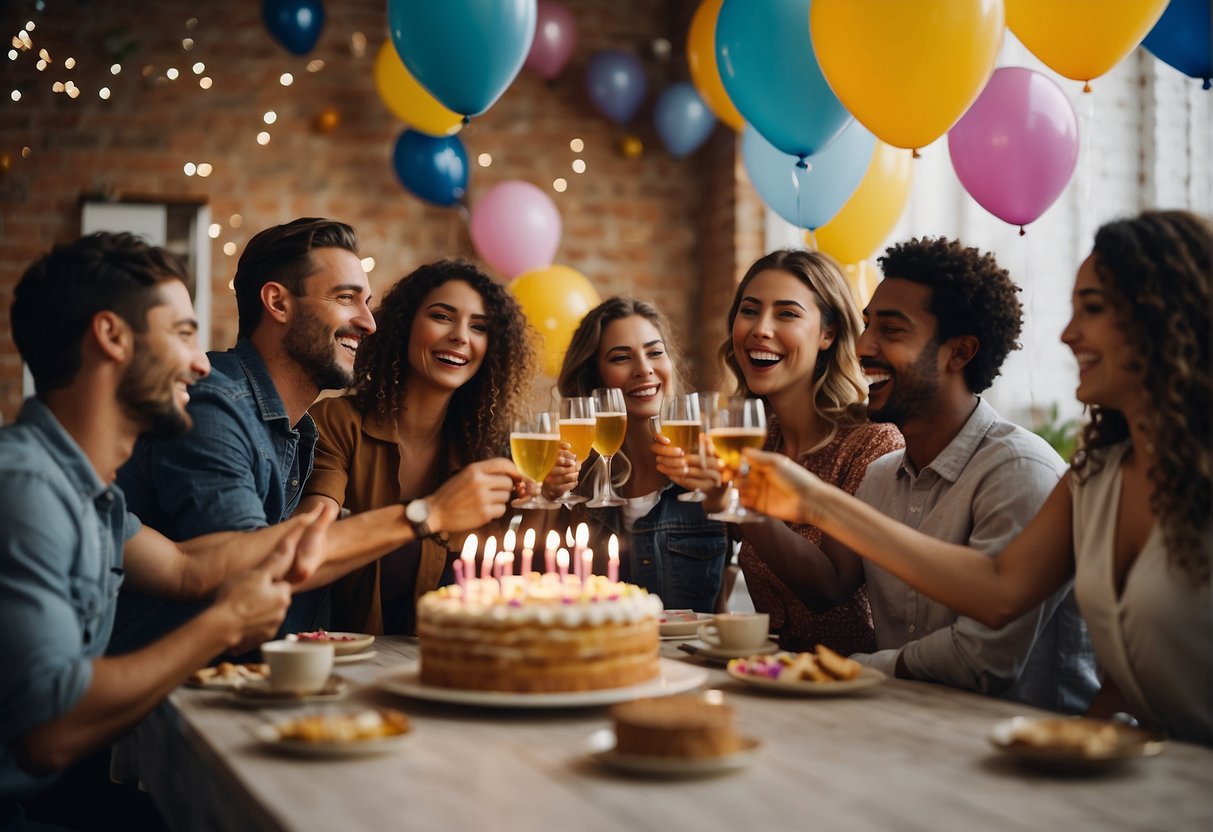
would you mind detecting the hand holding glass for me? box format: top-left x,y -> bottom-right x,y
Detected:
706,398 -> 766,523
556,397 -> 594,506
510,411 -> 563,509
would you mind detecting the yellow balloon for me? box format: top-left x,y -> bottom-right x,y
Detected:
686,0 -> 745,132
373,41 -> 463,137
841,261 -> 880,311
1006,0 -> 1168,90
812,142 -> 913,264
810,0 -> 1004,151
509,265 -> 602,377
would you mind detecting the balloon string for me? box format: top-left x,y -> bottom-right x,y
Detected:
793,161 -> 805,231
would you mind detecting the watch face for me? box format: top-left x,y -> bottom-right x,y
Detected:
406,499 -> 428,524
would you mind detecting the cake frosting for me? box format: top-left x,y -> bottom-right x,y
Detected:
417,574 -> 662,693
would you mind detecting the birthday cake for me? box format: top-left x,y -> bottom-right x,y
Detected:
416,574 -> 662,693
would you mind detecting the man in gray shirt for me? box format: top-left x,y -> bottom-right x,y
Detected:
851,237 -> 1097,712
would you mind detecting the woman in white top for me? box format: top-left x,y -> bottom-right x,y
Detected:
737,211 -> 1211,744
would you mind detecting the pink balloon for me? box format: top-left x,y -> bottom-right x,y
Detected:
524,0 -> 577,81
470,181 -> 563,279
948,67 -> 1079,231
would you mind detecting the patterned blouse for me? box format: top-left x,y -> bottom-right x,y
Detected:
739,417 -> 904,655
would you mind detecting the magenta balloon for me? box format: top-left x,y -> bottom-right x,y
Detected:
524,0 -> 577,81
470,181 -> 563,278
947,67 -> 1079,230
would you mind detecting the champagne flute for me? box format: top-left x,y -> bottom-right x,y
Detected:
510,411 -> 563,509
587,387 -> 627,508
658,393 -> 708,503
556,396 -> 595,506
706,397 -> 766,523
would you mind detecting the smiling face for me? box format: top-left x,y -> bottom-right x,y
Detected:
405,279 -> 488,393
282,247 -> 376,391
118,279 -> 211,438
857,278 -> 944,427
1060,254 -> 1138,412
731,269 -> 835,400
595,314 -> 673,420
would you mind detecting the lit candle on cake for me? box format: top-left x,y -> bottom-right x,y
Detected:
608,534 -> 619,583
458,534 -> 478,597
481,535 -> 497,580
556,547 -> 569,579
545,529 -> 560,574
581,547 -> 593,584
521,528 -> 535,577
502,529 -> 516,573
573,522 -> 589,581
497,552 -> 516,589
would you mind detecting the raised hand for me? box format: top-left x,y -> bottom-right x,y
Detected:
652,433 -> 722,494
428,457 -> 522,534
283,502 -> 338,584
217,521 -> 299,652
736,448 -> 823,524
540,442 -> 581,502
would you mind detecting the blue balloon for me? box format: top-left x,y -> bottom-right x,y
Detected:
389,0 -> 537,117
585,49 -> 647,124
716,0 -> 851,159
653,82 -> 717,159
741,122 -> 875,230
262,0 -> 325,55
1142,0 -> 1212,89
392,129 -> 468,207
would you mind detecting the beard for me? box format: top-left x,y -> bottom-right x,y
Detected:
868,341 -> 941,427
283,307 -> 357,391
119,344 -> 193,440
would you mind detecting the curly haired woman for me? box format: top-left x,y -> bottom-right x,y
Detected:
740,211 -> 1212,744
671,250 -> 903,654
300,260 -> 538,634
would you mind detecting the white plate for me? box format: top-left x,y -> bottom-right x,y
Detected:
253,724 -> 411,758
333,649 -> 378,666
659,612 -> 714,638
378,659 -> 708,708
726,664 -> 886,696
287,632 -> 375,656
689,640 -> 780,661
228,677 -> 349,708
988,716 -> 1165,772
586,728 -> 760,777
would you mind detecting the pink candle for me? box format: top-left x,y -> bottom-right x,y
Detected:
573,522 -> 589,582
556,547 -> 569,579
459,534 -> 478,602
499,552 -> 515,584
545,530 -> 560,574
521,528 -> 536,577
453,557 -> 465,588
608,534 -> 619,583
502,529 -> 516,572
481,536 -> 497,580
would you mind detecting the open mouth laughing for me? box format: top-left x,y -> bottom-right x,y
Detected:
746,349 -> 784,369
432,349 -> 470,368
626,383 -> 661,400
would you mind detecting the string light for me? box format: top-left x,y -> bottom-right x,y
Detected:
196,162 -> 212,177
478,153 -> 492,167
208,223 -> 221,239
24,21 -> 35,31
35,60 -> 46,71
98,87 -> 110,100
20,146 -> 30,158
183,162 -> 197,175
306,59 -> 324,72
222,242 -> 237,256
8,50 -> 17,61
64,57 -> 75,69
192,62 -> 205,74
10,90 -> 19,102
256,131 -> 270,145
360,257 -> 375,273
199,77 -> 212,90
570,138 -> 584,152
181,38 -> 193,51
166,67 -> 179,80
553,178 -> 568,192
51,80 -> 63,92
263,110 -> 277,125
279,73 -> 293,86
229,214 -> 242,228
571,159 -> 586,174
110,63 -> 121,75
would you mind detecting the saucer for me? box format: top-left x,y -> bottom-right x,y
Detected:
689,640 -> 780,661
586,729 -> 760,778
659,611 -> 714,639
333,649 -> 378,666
228,676 -> 349,708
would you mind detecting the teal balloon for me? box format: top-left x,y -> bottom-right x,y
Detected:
654,82 -> 717,158
742,122 -> 874,230
716,0 -> 851,159
392,129 -> 468,207
388,0 -> 537,117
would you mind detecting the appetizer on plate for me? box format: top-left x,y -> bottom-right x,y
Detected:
728,644 -> 862,683
271,709 -> 411,743
188,662 -> 269,689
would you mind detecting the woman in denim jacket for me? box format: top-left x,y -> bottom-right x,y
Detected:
546,298 -> 729,613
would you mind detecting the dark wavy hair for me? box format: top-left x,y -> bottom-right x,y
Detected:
13,232 -> 189,394
878,237 -> 1023,393
1071,210 -> 1211,585
350,260 -> 538,462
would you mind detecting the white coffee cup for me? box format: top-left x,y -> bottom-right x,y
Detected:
261,639 -> 334,694
697,612 -> 770,651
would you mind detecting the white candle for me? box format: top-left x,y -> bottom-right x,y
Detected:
521,528 -> 536,577
459,535 -> 478,603
556,547 -> 569,579
481,535 -> 497,580
608,534 -> 619,583
581,547 -> 593,583
573,522 -> 589,581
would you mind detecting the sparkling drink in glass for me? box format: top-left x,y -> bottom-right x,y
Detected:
587,387 -> 627,508
556,396 -> 594,506
510,411 -> 563,509
707,397 -> 766,523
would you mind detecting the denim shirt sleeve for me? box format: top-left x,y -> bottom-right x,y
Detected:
145,384 -> 270,536
0,472 -> 94,745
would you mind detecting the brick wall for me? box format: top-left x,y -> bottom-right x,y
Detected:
0,0 -> 763,420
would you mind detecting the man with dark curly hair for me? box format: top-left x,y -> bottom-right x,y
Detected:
112,218 -> 521,652
845,237 -> 1098,712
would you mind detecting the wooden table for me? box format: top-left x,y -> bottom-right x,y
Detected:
116,637 -> 1213,832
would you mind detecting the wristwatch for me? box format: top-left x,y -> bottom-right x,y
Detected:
404,498 -> 438,540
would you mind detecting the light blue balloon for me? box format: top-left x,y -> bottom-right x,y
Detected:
585,49 -> 647,124
716,0 -> 851,159
741,122 -> 874,230
653,82 -> 718,159
389,0 -> 537,117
